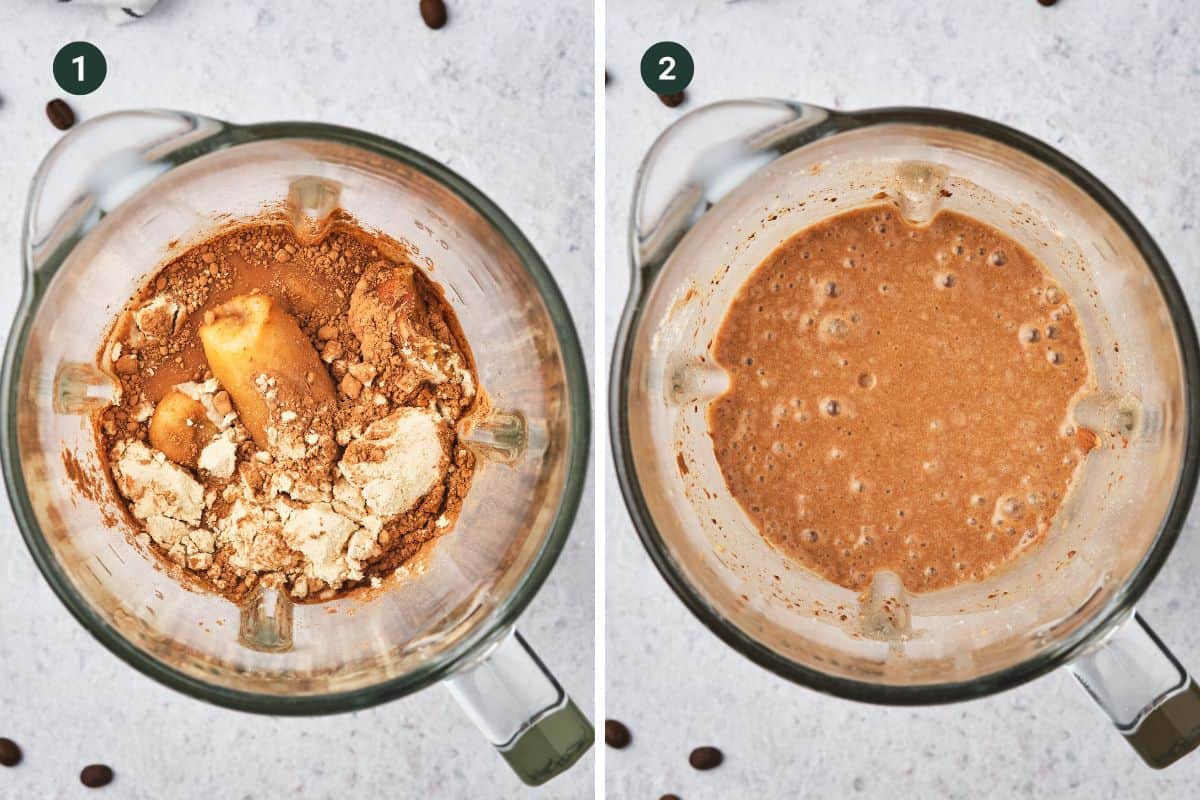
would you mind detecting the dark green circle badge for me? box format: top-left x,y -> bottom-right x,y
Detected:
53,41 -> 107,95
640,41 -> 694,94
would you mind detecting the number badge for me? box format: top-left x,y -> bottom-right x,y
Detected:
640,41 -> 694,95
53,41 -> 107,95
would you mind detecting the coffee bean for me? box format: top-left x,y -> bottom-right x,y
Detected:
0,738 -> 22,767
46,98 -> 75,131
688,745 -> 723,770
420,0 -> 448,29
659,91 -> 686,108
80,764 -> 114,788
604,719 -> 632,749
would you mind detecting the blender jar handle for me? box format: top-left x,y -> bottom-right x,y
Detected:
628,98 -> 843,291
444,628 -> 593,786
1067,611 -> 1200,768
22,109 -> 234,285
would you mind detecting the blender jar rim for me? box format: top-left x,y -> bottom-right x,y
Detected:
611,101 -> 1200,705
1,114 -> 592,715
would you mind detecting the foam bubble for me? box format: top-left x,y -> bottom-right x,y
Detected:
857,372 -> 876,389
821,316 -> 849,340
989,250 -> 1008,266
935,272 -> 956,289
1019,324 -> 1040,344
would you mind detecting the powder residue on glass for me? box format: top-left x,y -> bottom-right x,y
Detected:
96,216 -> 480,603
707,204 -> 1095,593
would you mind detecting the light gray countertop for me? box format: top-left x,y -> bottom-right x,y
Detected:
0,2 -> 594,798
605,1 -> 1200,798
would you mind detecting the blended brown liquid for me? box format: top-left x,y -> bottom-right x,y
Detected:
708,205 -> 1095,593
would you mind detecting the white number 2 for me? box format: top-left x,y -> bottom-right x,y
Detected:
72,55 -> 85,82
658,56 -> 676,82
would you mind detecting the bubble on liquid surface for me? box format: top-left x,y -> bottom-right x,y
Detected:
850,477 -> 866,493
857,372 -> 876,389
1047,349 -> 1064,365
995,495 -> 1024,523
820,315 -> 850,341
934,272 -> 956,289
989,250 -> 1008,267
1019,324 -> 1040,344
1045,286 -> 1062,304
802,529 -> 819,544
1045,324 -> 1060,340
821,397 -> 842,417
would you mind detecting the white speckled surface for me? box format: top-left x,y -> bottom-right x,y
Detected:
605,1 -> 1200,798
0,2 -> 593,798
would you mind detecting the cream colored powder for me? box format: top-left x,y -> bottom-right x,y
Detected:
338,407 -> 445,518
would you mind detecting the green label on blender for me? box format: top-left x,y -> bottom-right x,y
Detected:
53,41 -> 107,96
641,41 -> 694,94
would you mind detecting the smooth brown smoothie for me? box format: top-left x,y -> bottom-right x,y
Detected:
708,204 -> 1095,593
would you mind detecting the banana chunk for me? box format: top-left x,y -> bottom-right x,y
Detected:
198,293 -> 334,451
148,389 -> 217,469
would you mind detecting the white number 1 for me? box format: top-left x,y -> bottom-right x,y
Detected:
658,56 -> 676,81
72,55 -> 84,82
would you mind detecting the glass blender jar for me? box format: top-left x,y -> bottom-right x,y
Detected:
2,109 -> 592,786
612,99 -> 1200,768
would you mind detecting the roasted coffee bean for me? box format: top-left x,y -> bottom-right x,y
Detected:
688,745 -> 723,770
420,0 -> 448,29
604,719 -> 632,749
0,738 -> 21,767
46,98 -> 75,130
659,91 -> 686,108
80,764 -> 114,788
